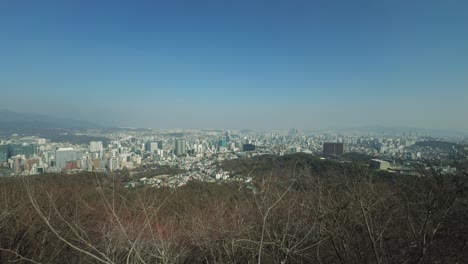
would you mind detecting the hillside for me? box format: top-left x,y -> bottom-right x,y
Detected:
1,156 -> 467,263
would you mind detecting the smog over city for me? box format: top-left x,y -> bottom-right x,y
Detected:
1,1 -> 468,263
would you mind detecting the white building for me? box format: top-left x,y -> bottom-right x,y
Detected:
90,141 -> 103,152
55,148 -> 77,169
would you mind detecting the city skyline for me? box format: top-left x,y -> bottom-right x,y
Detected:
1,1 -> 467,131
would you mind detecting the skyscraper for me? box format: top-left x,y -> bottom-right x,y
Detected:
0,145 -> 8,163
157,140 -> 164,150
174,140 -> 187,156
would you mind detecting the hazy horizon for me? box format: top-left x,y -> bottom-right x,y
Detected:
1,1 -> 467,131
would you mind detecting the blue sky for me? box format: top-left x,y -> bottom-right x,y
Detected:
1,0 -> 467,130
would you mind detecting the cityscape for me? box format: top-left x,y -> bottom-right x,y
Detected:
1,1 -> 468,263
1,126 -> 466,187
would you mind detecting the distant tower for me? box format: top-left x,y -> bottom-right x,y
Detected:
225,131 -> 231,142
289,128 -> 298,137
174,139 -> 187,156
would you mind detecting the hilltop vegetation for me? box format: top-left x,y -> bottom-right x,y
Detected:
1,154 -> 468,263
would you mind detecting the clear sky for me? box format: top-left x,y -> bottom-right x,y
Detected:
1,0 -> 467,131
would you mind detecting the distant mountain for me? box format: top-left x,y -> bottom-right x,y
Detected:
336,125 -> 468,138
0,109 -> 102,135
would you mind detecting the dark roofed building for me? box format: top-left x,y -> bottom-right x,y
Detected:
323,142 -> 344,156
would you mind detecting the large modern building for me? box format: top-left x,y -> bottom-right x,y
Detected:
369,159 -> 391,170
145,142 -> 159,153
157,140 -> 164,150
322,142 -> 344,156
89,141 -> 103,153
243,144 -> 256,152
55,148 -> 77,169
0,143 -> 38,162
174,140 -> 187,156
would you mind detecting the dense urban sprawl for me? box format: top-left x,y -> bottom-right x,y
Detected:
1,128 -> 466,187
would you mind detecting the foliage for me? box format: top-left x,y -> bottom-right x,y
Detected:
340,152 -> 373,164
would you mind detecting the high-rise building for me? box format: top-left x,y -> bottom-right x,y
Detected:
157,140 -> 164,150
219,139 -> 227,148
194,144 -> 203,154
11,156 -> 23,174
156,149 -> 164,157
89,141 -> 103,152
289,128 -> 299,136
108,157 -> 119,171
55,148 -> 77,169
322,143 -> 344,156
145,142 -> 159,153
8,144 -> 38,158
174,140 -> 187,156
0,145 -> 8,163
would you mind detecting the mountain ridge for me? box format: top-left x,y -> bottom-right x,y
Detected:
0,109 -> 103,135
